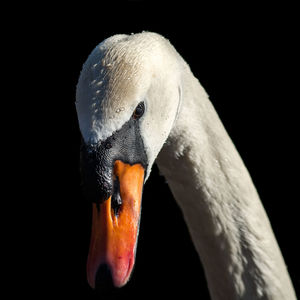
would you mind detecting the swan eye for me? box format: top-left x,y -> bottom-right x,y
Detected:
132,102 -> 145,120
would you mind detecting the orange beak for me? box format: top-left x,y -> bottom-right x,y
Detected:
86,160 -> 145,288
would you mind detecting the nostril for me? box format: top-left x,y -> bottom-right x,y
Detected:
111,176 -> 122,217
95,264 -> 114,290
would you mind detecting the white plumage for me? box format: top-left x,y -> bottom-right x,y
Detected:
76,32 -> 296,299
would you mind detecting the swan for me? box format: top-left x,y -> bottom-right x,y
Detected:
75,32 -> 296,299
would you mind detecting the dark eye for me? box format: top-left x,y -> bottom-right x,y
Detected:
132,102 -> 145,120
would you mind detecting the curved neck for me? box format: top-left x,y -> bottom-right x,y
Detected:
156,69 -> 296,299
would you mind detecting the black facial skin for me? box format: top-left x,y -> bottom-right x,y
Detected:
80,102 -> 147,208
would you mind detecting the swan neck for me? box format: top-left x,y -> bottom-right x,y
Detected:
156,70 -> 296,299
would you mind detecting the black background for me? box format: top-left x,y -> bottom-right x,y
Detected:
7,1 -> 299,299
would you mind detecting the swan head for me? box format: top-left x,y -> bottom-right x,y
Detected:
76,32 -> 182,288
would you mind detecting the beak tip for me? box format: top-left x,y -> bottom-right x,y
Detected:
88,263 -> 119,290
87,270 -> 96,289
88,280 -> 96,290
87,260 -> 134,290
